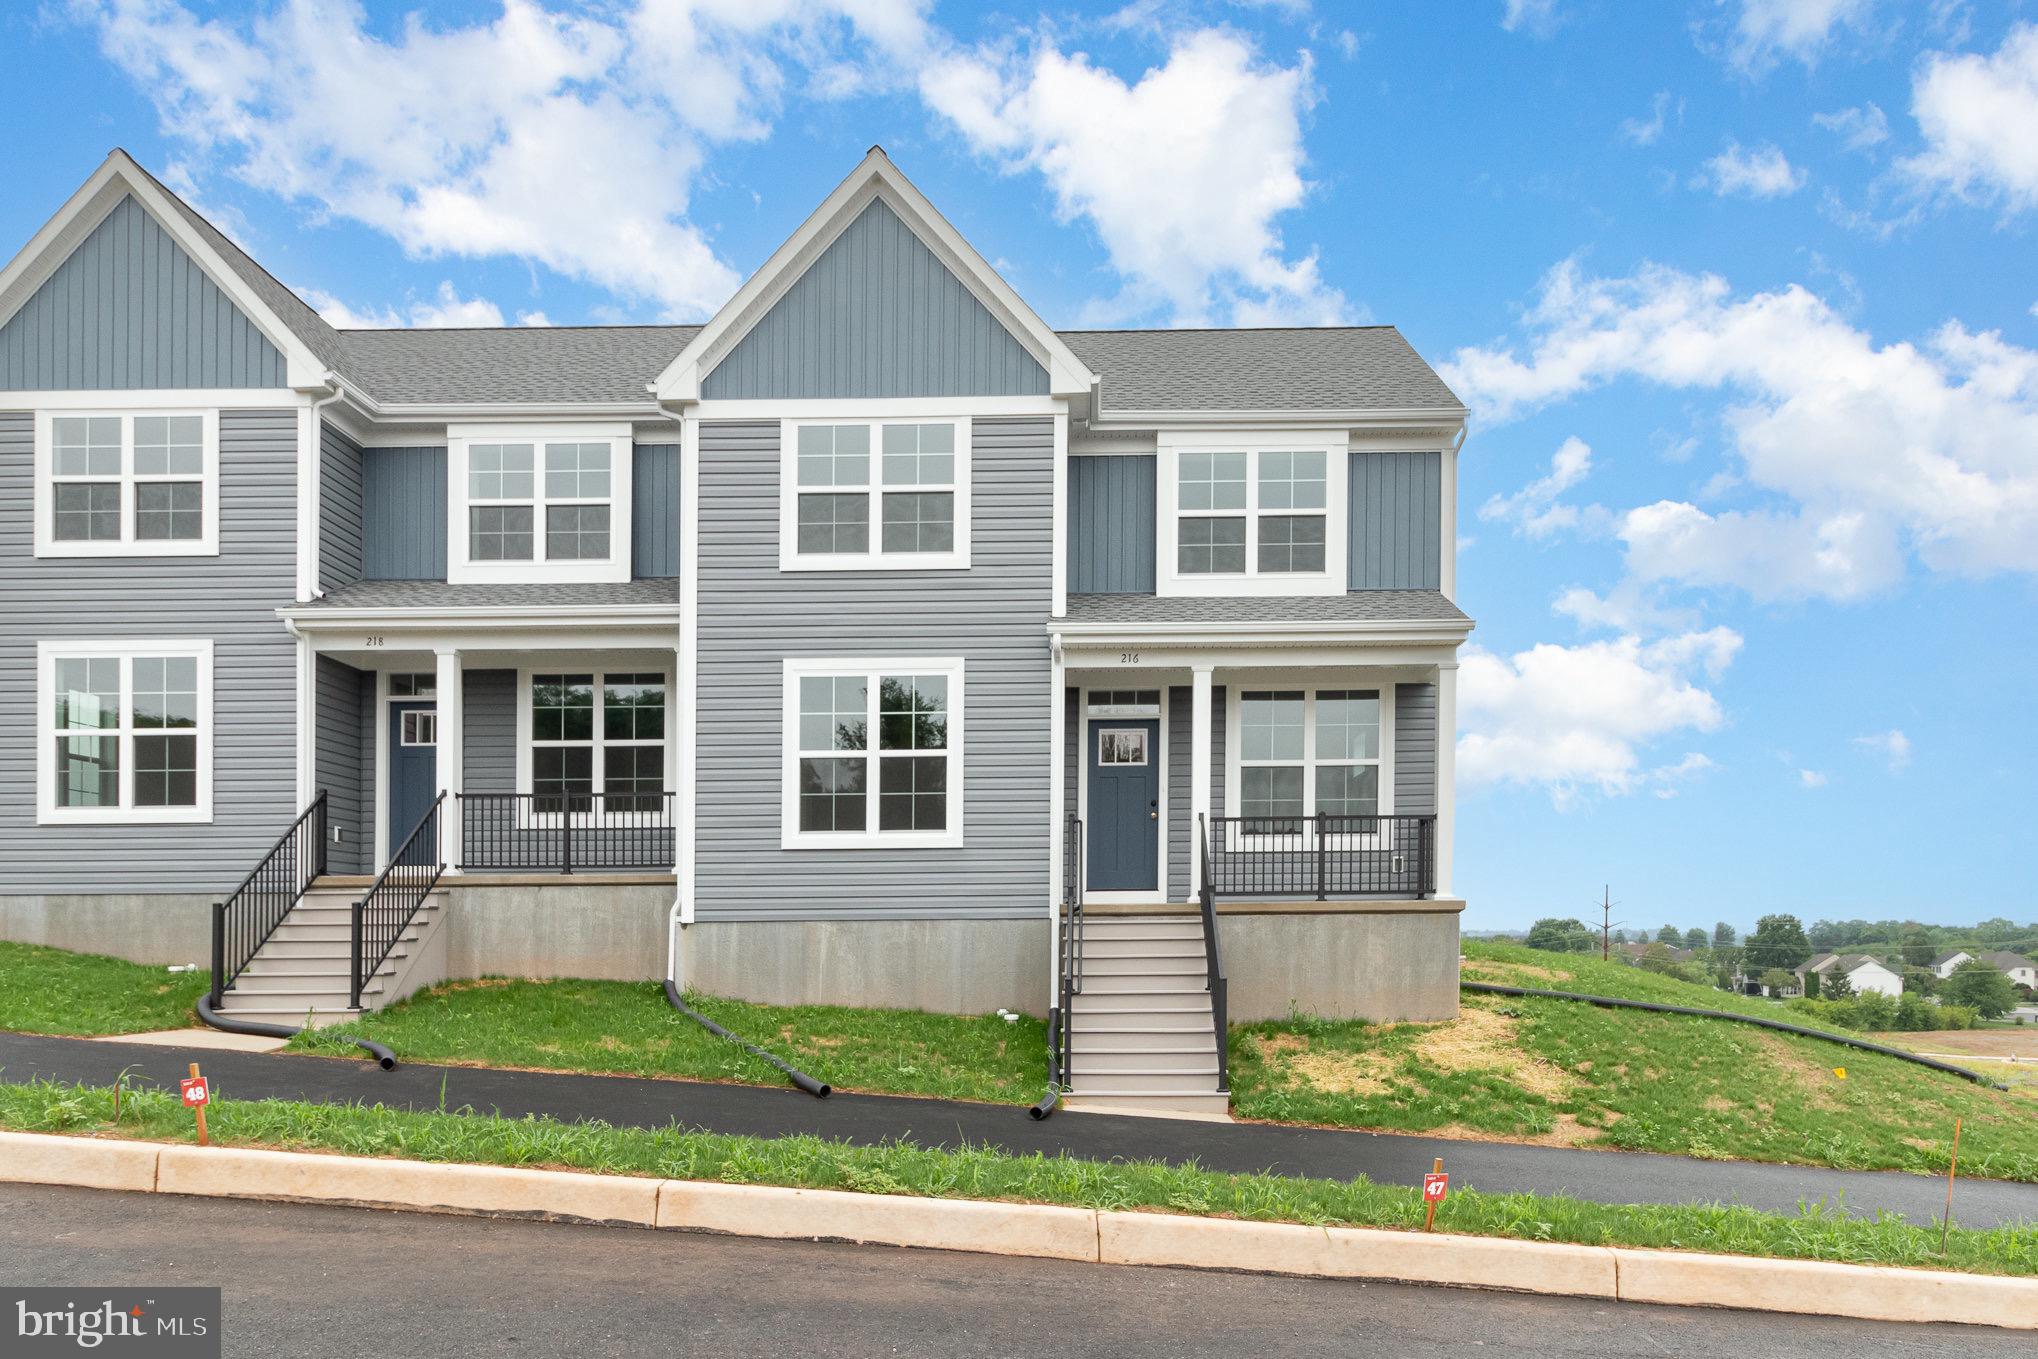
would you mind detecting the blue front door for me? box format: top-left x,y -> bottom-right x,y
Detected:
1086,720 -> 1160,892
387,701 -> 438,864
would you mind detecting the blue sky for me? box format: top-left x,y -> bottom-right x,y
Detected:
3,1 -> 2034,934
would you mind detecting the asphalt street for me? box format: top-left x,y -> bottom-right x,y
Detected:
2,1182 -> 2021,1358
4,1029 -> 2034,1228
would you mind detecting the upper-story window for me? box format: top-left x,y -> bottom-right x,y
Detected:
1158,435 -> 1345,597
33,410 -> 220,558
448,424 -> 632,584
781,418 -> 970,570
36,639 -> 213,824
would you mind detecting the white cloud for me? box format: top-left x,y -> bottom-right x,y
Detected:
1812,103 -> 1888,151
1458,627 -> 1740,804
1799,768 -> 1828,787
1722,0 -> 1875,71
1853,728 -> 1913,770
1698,141 -> 1807,197
1480,436 -> 1602,538
1621,91 -> 1677,147
301,281 -> 551,329
1440,260 -> 2038,600
1500,0 -> 1562,37
921,29 -> 1348,326
1900,22 -> 2038,215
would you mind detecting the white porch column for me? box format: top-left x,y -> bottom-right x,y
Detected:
1189,664 -> 1214,899
1435,661 -> 1457,897
1048,643 -> 1066,1010
434,647 -> 464,871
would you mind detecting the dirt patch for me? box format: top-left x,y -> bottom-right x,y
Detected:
435,978 -> 520,993
1413,1006 -> 1574,1101
1285,1051 -> 1393,1097
1425,1115 -> 1599,1149
1255,1032 -> 1312,1057
1752,1034 -> 1844,1108
1460,959 -> 1569,985
1703,1096 -> 1735,1114
1884,1030 -> 2038,1060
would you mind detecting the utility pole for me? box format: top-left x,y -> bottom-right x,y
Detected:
1598,885 -> 1623,961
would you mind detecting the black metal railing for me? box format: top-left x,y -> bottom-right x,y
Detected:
351,792 -> 445,1009
1054,814 -> 1085,1091
210,791 -> 328,1009
1205,813 -> 1436,900
457,792 -> 676,873
1196,813 -> 1230,1093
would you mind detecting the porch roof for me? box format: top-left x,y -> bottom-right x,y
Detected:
296,579 -> 680,611
1060,591 -> 1470,625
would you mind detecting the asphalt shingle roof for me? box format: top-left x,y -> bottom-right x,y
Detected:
1061,327 -> 1464,416
337,326 -> 700,405
300,580 -> 680,610
1062,592 -> 1470,624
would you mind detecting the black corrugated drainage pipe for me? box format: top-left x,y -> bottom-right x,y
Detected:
1461,981 -> 2009,1091
662,978 -> 830,1098
1029,1007 -> 1062,1120
195,997 -> 398,1071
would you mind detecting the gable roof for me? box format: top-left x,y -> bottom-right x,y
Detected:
1064,326 -> 1463,418
1934,949 -> 1973,966
1977,950 -> 2035,971
339,325 -> 698,406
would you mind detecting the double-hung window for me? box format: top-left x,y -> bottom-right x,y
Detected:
1162,440 -> 1341,593
782,658 -> 965,847
1234,687 -> 1385,833
783,419 -> 969,569
37,640 -> 213,824
35,410 -> 219,557
449,426 -> 631,583
523,671 -> 668,818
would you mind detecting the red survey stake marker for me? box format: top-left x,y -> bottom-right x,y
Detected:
182,1062 -> 210,1146
1421,1157 -> 1448,1231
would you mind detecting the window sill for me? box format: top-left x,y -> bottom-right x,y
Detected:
38,807 -> 213,826
34,540 -> 220,559
778,552 -> 971,573
779,829 -> 965,851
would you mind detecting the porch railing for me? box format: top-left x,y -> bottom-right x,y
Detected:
457,792 -> 676,874
210,791 -> 328,1008
351,792 -> 445,1009
1205,813 -> 1436,900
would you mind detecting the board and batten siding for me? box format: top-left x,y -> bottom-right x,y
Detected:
0,195 -> 287,390
1068,454 -> 1156,594
696,417 -> 1053,921
0,408 -> 299,892
314,656 -> 369,875
703,199 -> 1048,400
1393,682 -> 1438,815
1348,451 -> 1441,591
632,443 -> 679,580
362,447 -> 447,581
319,421 -> 365,592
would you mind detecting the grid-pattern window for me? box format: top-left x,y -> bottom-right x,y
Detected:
465,439 -> 620,567
470,506 -> 535,561
1176,452 -> 1247,575
601,674 -> 666,813
1239,691 -> 1306,822
545,504 -> 611,560
1238,688 -> 1383,828
531,674 -> 595,813
790,664 -> 961,841
1176,449 -> 1332,578
43,644 -> 209,819
1257,452 -> 1327,573
792,421 -> 961,562
1314,690 -> 1381,820
528,671 -> 666,815
388,673 -> 437,698
44,413 -> 212,553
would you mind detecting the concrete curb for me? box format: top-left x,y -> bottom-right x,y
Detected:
2,1131 -> 2031,1331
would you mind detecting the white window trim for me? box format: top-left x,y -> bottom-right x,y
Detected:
1155,430 -> 1346,598
512,667 -> 676,824
447,423 -> 634,584
781,656 -> 966,849
1222,681 -> 1394,847
778,416 -> 972,571
32,408 -> 221,558
36,638 -> 214,825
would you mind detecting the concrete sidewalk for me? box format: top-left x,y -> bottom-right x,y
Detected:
3,1029 -> 2032,1228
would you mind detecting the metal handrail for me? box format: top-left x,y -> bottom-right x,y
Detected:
1206,812 -> 1438,900
1058,814 -> 1084,1093
1197,813 -> 1230,1093
458,791 -> 675,873
351,791 -> 446,1009
210,791 -> 328,1008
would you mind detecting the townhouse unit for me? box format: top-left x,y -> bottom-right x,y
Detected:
0,148 -> 1473,1110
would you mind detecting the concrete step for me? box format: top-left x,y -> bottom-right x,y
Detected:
228,973 -> 384,998
1069,1033 -> 1215,1056
1062,1090 -> 1231,1115
1078,956 -> 1207,978
1078,917 -> 1202,937
1069,1055 -> 1219,1078
1076,975 -> 1212,997
235,960 -> 402,983
1070,997 -> 1214,1018
264,921 -> 427,946
1074,936 -> 1205,960
250,935 -> 420,959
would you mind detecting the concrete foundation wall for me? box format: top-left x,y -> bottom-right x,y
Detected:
442,881 -> 672,982
0,894 -> 214,966
1218,904 -> 1462,1022
681,918 -> 1051,1017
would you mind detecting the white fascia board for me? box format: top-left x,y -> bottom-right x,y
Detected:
1087,406 -> 1469,430
1053,618 -> 1474,646
0,153 -> 333,391
279,604 -> 679,631
654,149 -> 1097,403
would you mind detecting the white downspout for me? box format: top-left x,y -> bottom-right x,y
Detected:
651,397 -> 694,988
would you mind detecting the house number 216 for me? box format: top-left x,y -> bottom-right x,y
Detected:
1120,651 -> 1140,664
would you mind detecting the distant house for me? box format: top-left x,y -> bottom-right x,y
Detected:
1933,950 -> 1975,979
1974,951 -> 2038,990
1797,953 -> 1903,999
1616,941 -> 1693,965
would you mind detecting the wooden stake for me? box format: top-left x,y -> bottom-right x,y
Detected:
1940,1117 -> 1961,1255
1422,1156 -> 1443,1232
189,1061 -> 208,1147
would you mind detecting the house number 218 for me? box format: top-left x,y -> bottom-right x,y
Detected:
1120,651 -> 1140,664
364,636 -> 386,647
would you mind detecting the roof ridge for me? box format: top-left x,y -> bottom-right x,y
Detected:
1058,324 -> 1400,335
340,322 -> 704,335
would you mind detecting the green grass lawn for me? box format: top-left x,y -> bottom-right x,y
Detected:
0,942 -> 205,1037
297,977 -> 1047,1105
1230,940 -> 2038,1182
6,1077 -> 2033,1278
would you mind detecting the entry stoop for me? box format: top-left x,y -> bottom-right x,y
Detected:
1062,913 -> 1230,1117
211,881 -> 449,1029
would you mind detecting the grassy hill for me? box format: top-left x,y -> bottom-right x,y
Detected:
1230,939 -> 2038,1182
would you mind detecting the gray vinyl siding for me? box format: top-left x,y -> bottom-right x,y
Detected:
319,421 -> 364,592
315,656 -> 369,874
0,408 -> 298,892
633,443 -> 679,580
696,417 -> 1053,921
1068,455 -> 1156,594
1348,451 -> 1442,591
703,199 -> 1048,400
462,670 -> 517,793
362,447 -> 447,581
0,195 -> 287,390
1393,682 -> 1438,815
1167,686 -> 1191,901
